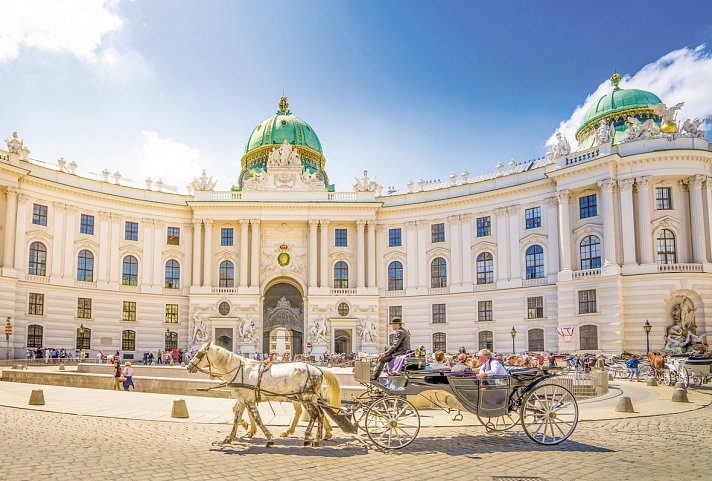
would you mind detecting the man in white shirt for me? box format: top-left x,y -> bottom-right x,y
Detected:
476,349 -> 507,380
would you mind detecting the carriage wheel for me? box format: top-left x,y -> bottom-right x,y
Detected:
663,370 -> 675,386
520,384 -> 578,445
364,396 -> 420,449
477,411 -> 521,432
689,373 -> 703,388
638,365 -> 652,381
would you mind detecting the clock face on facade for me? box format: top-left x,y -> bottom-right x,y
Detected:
277,252 -> 290,266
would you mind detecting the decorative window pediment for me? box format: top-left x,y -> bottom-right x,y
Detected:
426,246 -> 450,259
572,222 -> 602,237
26,229 -> 53,244
163,247 -> 185,260
383,251 -> 406,262
329,251 -> 351,262
119,244 -> 143,257
519,233 -> 547,248
651,215 -> 681,231
472,240 -> 497,252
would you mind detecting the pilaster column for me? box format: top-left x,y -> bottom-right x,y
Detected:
618,179 -> 637,266
183,223 -> 193,290
507,206 -> 521,279
96,211 -> 110,283
460,214 -> 473,284
109,214 -> 121,284
556,190 -> 572,271
13,194 -> 29,273
249,219 -> 260,288
405,221 -> 417,289
2,188 -> 18,269
706,177 -> 712,262
375,224 -> 386,289
356,220 -> 366,288
636,176 -> 653,264
308,220 -> 318,288
191,220 -> 202,286
152,220 -> 164,287
597,179 -> 618,266
416,220 -> 428,288
544,198 -> 559,275
51,203 -> 66,278
60,205 -> 76,277
494,207 -> 509,280
239,219 -> 249,287
141,218 -> 153,286
689,174 -> 707,263
366,220 -> 376,288
319,220 -> 329,288
448,215 -> 462,285
203,220 -> 214,287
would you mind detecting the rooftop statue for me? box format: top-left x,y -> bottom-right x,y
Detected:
353,170 -> 382,193
190,170 -> 217,192
5,131 -> 23,154
681,118 -> 707,139
267,139 -> 301,168
546,132 -> 571,160
622,116 -> 660,141
650,102 -> 684,133
596,120 -> 615,145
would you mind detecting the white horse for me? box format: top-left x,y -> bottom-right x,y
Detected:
188,342 -> 339,447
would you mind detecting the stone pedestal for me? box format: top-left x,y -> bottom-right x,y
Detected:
309,342 -> 328,356
239,342 -> 257,355
360,341 -> 377,354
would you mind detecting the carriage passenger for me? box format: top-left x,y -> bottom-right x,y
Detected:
476,349 -> 507,380
427,350 -> 450,369
450,353 -> 472,373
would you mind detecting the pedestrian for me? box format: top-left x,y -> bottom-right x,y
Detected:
112,359 -> 123,390
625,354 -> 640,381
122,362 -> 135,391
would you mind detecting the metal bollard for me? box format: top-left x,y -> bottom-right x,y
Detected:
29,389 -> 45,405
614,395 -> 635,413
171,399 -> 189,418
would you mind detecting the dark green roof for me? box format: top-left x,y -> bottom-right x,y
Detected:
577,87 -> 662,137
245,105 -> 322,155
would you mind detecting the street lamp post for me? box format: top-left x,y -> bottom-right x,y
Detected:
4,317 -> 13,360
510,326 -> 517,354
643,320 -> 652,355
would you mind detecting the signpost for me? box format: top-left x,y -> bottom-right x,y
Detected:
306,341 -> 312,352
4,317 -> 12,360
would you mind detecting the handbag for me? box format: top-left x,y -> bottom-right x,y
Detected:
119,376 -> 126,382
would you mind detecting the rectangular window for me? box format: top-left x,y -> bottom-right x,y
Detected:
28,293 -> 44,316
122,301 -> 137,322
579,194 -> 597,219
388,228 -> 401,247
525,207 -> 541,229
122,331 -> 136,351
431,304 -> 446,324
77,298 -> 92,319
335,228 -> 347,247
80,214 -> 95,235
578,289 -> 597,314
32,204 -> 48,226
431,223 -> 445,243
527,296 -> 544,319
656,187 -> 672,210
165,304 -> 179,323
389,306 -> 402,322
167,227 -> 180,245
125,221 -> 138,241
476,216 -> 491,237
220,227 -> 234,246
478,300 -> 493,322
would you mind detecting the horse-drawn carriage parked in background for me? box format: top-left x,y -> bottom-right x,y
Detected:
662,355 -> 712,388
347,358 -> 578,449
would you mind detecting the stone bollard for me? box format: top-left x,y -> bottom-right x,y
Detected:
646,376 -> 658,387
671,382 -> 689,403
615,396 -> 635,413
180,362 -> 185,367
29,390 -> 45,405
59,363 -> 65,371
171,399 -> 189,418
608,373 -> 614,381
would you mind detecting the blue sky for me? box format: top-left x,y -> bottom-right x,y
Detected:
2,0 -> 712,192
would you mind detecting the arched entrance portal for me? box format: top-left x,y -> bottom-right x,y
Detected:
263,282 -> 304,356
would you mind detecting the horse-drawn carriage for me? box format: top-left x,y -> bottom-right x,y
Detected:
662,355 -> 712,388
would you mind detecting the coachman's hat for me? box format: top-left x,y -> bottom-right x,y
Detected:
389,317 -> 403,325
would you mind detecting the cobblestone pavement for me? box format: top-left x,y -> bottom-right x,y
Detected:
1,403 -> 709,481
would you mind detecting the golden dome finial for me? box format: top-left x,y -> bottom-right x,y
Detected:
610,72 -> 622,89
278,96 -> 289,114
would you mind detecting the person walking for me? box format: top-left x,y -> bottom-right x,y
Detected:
626,354 -> 640,381
112,359 -> 123,390
122,362 -> 135,391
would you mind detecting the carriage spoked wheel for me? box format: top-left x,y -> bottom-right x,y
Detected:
638,365 -> 652,381
663,370 -> 675,386
364,396 -> 420,449
477,410 -> 521,432
520,384 -> 578,445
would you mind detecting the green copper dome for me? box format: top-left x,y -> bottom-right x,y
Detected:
244,97 -> 323,155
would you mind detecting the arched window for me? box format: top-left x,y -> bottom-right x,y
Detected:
165,331 -> 178,351
476,252 -> 494,284
525,245 -> 544,279
657,229 -> 677,264
579,325 -> 598,351
334,261 -> 349,288
219,260 -> 235,288
76,327 -> 91,350
164,259 -> 180,289
28,242 -> 47,276
76,249 -> 94,282
122,255 -> 138,286
387,261 -> 403,291
121,330 -> 136,351
478,330 -> 493,351
528,328 -> 544,352
580,235 -> 601,270
27,325 -> 43,348
432,332 -> 446,352
430,257 -> 447,288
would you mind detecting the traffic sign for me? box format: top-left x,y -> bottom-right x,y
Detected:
306,342 -> 312,350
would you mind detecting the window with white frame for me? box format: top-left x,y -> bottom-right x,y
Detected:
527,296 -> 544,319
578,289 -> 597,314
431,304 -> 446,323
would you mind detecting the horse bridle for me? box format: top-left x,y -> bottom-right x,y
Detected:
189,348 -> 243,382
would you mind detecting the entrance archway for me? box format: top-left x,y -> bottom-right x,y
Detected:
263,282 -> 304,355
334,329 -> 352,354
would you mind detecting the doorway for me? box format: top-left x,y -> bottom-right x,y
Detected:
334,329 -> 352,354
263,282 -> 304,355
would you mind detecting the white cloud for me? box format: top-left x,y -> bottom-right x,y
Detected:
548,45 -> 712,149
134,131 -> 210,193
0,0 -> 123,63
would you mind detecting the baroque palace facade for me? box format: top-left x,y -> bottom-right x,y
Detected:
1,78 -> 711,359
